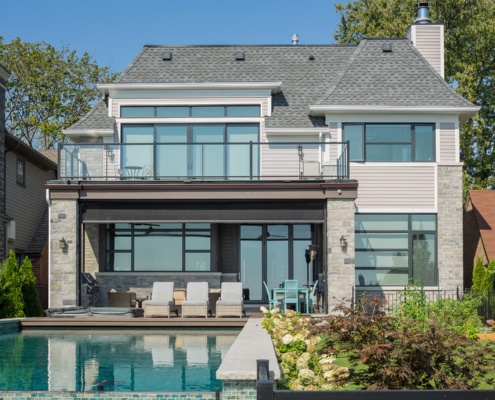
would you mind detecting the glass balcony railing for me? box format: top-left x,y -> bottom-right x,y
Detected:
58,142 -> 349,181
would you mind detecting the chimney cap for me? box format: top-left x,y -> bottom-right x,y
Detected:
291,33 -> 299,45
415,2 -> 431,24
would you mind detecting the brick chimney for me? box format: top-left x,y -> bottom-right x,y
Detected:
406,2 -> 445,78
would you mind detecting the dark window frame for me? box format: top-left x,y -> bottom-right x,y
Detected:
343,123 -> 436,162
355,213 -> 438,286
104,223 -> 212,272
121,105 -> 261,118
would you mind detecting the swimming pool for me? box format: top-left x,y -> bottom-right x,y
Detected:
0,328 -> 239,392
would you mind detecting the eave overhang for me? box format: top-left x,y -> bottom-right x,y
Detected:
97,81 -> 283,95
308,105 -> 481,124
63,129 -> 114,137
47,180 -> 358,201
265,128 -> 330,136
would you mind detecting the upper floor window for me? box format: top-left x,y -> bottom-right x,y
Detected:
343,123 -> 435,162
16,158 -> 25,185
121,105 -> 261,118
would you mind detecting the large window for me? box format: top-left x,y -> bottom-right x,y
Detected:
355,214 -> 437,286
121,105 -> 260,118
343,123 -> 435,162
105,223 -> 211,272
121,123 -> 259,179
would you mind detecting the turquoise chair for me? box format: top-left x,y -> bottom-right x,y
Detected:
300,280 -> 318,313
282,280 -> 299,313
263,281 -> 280,310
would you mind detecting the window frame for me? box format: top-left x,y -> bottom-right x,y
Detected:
343,123 -> 435,162
104,223 -> 212,272
120,105 -> 261,118
355,213 -> 438,287
16,158 -> 25,186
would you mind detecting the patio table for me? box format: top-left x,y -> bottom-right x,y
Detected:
272,287 -> 310,313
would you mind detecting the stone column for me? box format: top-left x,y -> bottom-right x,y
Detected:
326,198 -> 356,313
49,198 -> 79,307
437,164 -> 463,291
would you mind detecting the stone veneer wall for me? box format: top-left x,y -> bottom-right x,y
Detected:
83,223 -> 100,274
49,198 -> 79,307
326,198 -> 356,313
437,164 -> 464,291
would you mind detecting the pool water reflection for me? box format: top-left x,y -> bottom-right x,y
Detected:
0,328 -> 239,392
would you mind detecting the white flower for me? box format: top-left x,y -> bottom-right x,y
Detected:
260,306 -> 268,313
282,334 -> 295,344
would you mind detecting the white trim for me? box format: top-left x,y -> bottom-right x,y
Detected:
64,129 -> 114,137
454,121 -> 460,163
98,81 -> 283,94
117,117 -> 264,125
355,207 -> 438,214
265,128 -> 330,136
310,105 -> 480,115
439,24 -> 445,78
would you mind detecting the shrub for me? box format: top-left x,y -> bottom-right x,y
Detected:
19,256 -> 44,317
0,251 -> 25,318
313,296 -> 495,390
472,257 -> 487,291
393,285 -> 483,339
261,307 -> 350,390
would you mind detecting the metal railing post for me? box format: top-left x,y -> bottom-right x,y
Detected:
256,359 -> 273,400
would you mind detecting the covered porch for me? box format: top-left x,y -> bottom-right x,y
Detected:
47,179 -> 358,312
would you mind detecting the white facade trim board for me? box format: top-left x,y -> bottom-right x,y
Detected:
64,129 -> 114,137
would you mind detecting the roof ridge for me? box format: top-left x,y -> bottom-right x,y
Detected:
403,40 -> 476,108
115,47 -> 149,83
315,39 -> 367,105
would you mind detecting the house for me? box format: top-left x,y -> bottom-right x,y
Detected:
0,65 -> 9,261
0,64 -> 57,308
4,134 -> 57,308
47,4 -> 479,311
464,190 -> 495,288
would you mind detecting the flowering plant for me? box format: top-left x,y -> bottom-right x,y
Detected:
261,307 -> 349,390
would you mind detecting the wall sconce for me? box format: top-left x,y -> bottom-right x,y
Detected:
340,236 -> 348,248
59,237 -> 67,250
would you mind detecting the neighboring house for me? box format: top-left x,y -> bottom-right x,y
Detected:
464,190 -> 495,288
4,134 -> 57,308
0,65 -> 9,261
47,4 -> 479,310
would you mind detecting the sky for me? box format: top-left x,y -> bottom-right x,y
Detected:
1,0 -> 343,73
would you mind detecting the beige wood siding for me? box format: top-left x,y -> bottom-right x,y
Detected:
351,164 -> 436,210
262,136 -> 319,179
439,122 -> 457,163
413,25 -> 444,77
5,152 -> 56,252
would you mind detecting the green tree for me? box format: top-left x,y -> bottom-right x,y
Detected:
334,0 -> 495,192
19,256 -> 44,317
0,37 -> 118,150
0,251 -> 25,318
472,256 -> 487,291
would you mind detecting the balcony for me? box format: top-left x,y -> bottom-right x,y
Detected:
58,142 -> 349,181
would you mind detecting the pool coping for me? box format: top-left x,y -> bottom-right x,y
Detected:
217,318 -> 280,381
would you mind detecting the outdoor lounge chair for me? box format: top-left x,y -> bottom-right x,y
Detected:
142,282 -> 175,318
182,282 -> 209,318
216,282 -> 244,318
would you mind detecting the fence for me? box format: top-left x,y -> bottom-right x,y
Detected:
256,360 -> 495,400
352,287 -> 495,321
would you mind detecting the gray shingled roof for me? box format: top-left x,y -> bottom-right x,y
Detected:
317,39 -> 473,107
71,40 -> 476,131
69,99 -> 114,130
